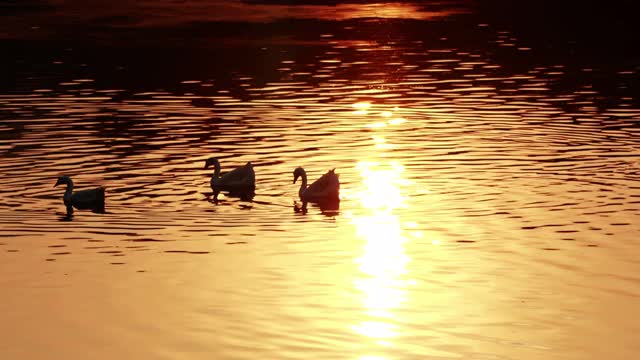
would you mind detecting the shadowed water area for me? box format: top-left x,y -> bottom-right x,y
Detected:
1,1 -> 639,359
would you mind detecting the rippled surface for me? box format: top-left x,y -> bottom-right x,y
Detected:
1,6 -> 640,360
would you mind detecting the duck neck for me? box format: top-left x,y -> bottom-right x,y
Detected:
298,171 -> 308,194
65,180 -> 74,194
212,162 -> 221,180
63,180 -> 74,201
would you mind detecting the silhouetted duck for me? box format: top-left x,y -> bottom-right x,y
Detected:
293,167 -> 340,211
54,176 -> 105,215
204,158 -> 255,201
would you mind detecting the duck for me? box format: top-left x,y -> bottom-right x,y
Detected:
293,167 -> 340,211
54,175 -> 105,215
204,157 -> 255,201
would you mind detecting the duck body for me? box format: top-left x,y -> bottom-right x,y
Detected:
54,176 -> 105,215
293,167 -> 340,210
205,158 -> 255,201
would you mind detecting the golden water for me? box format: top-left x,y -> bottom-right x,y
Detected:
1,24 -> 639,360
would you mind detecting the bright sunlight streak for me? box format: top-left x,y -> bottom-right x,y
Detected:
352,102 -> 409,128
351,161 -> 412,345
355,161 -> 408,211
353,101 -> 372,115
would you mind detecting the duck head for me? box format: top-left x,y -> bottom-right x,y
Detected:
293,167 -> 305,184
54,175 -> 72,187
204,157 -> 220,170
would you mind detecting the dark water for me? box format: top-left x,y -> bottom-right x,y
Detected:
1,1 -> 639,359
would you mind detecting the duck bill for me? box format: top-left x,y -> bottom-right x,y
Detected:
293,174 -> 299,184
54,179 -> 61,187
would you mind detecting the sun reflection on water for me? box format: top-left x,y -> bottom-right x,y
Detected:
352,101 -> 372,115
350,160 -> 414,356
355,161 -> 408,210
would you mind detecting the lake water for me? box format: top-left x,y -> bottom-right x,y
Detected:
1,2 -> 639,359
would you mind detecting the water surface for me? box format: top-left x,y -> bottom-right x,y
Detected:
1,2 -> 639,359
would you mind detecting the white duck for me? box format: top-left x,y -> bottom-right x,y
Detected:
54,176 -> 105,215
293,167 -> 340,210
204,158 -> 256,201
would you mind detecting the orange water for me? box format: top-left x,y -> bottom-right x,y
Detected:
1,13 -> 639,360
